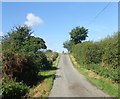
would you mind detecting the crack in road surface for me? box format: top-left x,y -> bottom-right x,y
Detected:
49,54 -> 109,97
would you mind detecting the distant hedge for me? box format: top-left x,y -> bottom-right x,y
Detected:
45,51 -> 59,64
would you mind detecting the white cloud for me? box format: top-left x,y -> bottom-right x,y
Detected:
0,32 -> 3,36
31,33 -> 35,36
25,13 -> 43,27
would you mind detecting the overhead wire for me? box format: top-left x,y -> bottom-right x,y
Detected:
87,1 -> 112,27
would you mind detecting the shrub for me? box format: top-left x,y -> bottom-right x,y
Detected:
35,52 -> 52,70
100,34 -> 118,67
73,41 -> 102,64
3,51 -> 37,85
2,77 -> 29,99
2,51 -> 51,85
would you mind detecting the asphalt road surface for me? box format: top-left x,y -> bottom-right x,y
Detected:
49,54 -> 109,97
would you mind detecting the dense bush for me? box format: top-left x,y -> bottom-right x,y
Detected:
35,52 -> 52,70
73,41 -> 102,64
2,48 -> 50,86
72,33 -> 119,82
2,77 -> 29,99
99,34 -> 118,67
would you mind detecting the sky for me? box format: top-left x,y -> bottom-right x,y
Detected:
2,2 -> 118,52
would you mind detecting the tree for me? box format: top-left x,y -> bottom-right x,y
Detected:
22,36 -> 47,53
2,25 -> 49,85
63,40 -> 74,52
63,40 -> 70,51
2,25 -> 32,52
2,25 -> 47,53
70,26 -> 88,44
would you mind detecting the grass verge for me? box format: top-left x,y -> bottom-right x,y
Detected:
70,54 -> 118,98
27,55 -> 60,98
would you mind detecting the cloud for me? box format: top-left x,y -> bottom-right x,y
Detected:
0,32 -> 3,36
25,13 -> 43,27
31,33 -> 35,36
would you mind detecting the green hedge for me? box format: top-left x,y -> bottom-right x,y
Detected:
73,41 -> 102,64
2,77 -> 29,99
99,34 -> 118,67
72,33 -> 119,82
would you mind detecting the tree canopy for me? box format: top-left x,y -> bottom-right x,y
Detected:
63,26 -> 88,52
70,26 -> 88,44
63,40 -> 74,52
2,25 -> 47,53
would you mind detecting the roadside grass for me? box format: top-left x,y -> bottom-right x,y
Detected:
27,55 -> 60,98
70,54 -> 118,98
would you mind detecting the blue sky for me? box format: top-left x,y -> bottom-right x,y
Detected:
2,2 -> 118,52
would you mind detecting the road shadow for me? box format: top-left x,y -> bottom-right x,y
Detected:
29,66 -> 60,87
43,66 -> 60,71
55,74 -> 61,78
29,74 -> 55,87
51,67 -> 59,70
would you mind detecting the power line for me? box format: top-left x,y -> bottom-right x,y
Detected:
87,1 -> 112,26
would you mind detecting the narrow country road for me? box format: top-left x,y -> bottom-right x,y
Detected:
49,54 -> 109,97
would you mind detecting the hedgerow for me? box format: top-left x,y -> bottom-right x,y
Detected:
72,33 -> 119,83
